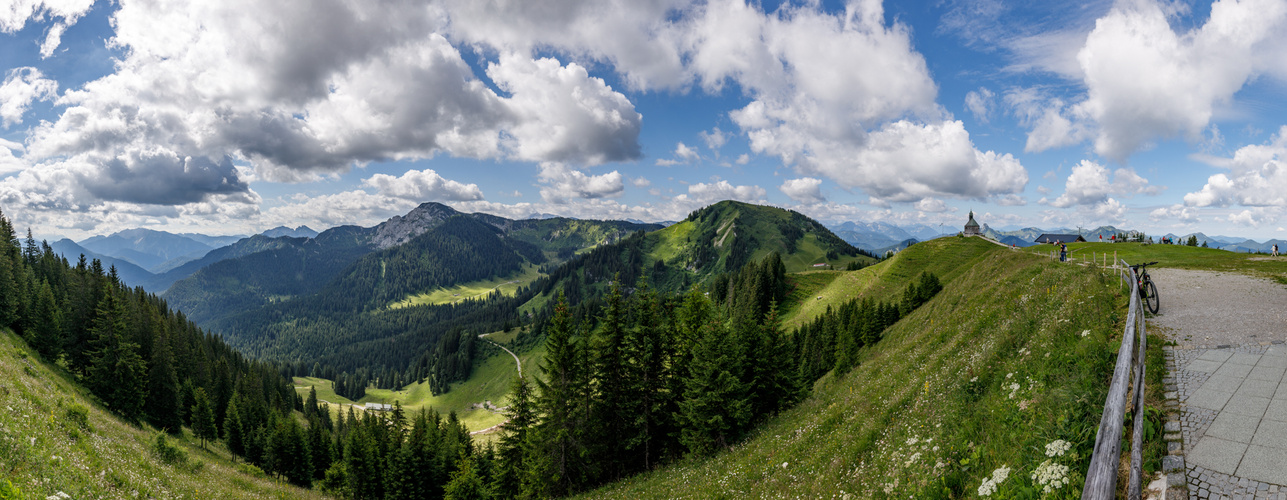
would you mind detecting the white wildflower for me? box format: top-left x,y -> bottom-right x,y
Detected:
1007,383 -> 1021,399
1006,372 -> 1014,379
905,452 -> 921,466
978,478 -> 997,497
781,462 -> 788,468
1081,329 -> 1091,337
1045,439 -> 1072,457
1031,459 -> 1070,494
992,465 -> 1011,483
906,437 -> 919,446
969,376 -> 978,383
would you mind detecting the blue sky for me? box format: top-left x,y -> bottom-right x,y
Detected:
3,0 -> 1287,241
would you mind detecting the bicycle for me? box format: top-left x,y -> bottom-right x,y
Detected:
1129,261 -> 1160,314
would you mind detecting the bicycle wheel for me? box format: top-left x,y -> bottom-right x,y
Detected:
1144,280 -> 1160,314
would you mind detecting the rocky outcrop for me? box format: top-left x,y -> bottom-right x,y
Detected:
370,202 -> 461,249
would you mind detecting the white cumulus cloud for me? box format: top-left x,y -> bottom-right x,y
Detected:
537,163 -> 625,204
1185,126 -> 1287,208
0,67 -> 58,128
361,169 -> 484,202
1050,160 -> 1157,208
779,177 -> 824,203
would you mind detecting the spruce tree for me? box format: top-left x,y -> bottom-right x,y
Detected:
493,375 -> 534,496
444,454 -> 493,499
191,388 -> 218,449
628,276 -> 671,469
679,318 -> 750,457
87,288 -> 148,421
30,280 -> 62,360
225,397 -> 246,460
526,292 -> 587,497
146,326 -> 182,433
589,278 -> 636,481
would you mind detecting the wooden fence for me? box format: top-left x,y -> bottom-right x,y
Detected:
1082,260 -> 1148,499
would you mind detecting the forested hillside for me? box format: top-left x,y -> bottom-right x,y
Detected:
0,207 -> 493,498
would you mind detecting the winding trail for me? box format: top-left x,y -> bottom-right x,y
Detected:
479,334 -> 522,376
470,333 -> 523,436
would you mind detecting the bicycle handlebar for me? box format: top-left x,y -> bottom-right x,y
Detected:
1129,261 -> 1158,269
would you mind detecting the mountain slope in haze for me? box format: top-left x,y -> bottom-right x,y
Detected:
79,228 -> 219,271
48,238 -> 155,286
261,225 -> 318,238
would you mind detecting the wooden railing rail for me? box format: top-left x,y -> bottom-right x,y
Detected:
1083,260 -> 1147,499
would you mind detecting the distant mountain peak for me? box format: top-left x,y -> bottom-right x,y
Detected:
371,202 -> 462,249
261,225 -> 319,239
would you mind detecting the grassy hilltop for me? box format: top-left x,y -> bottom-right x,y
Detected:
585,236 -> 1166,498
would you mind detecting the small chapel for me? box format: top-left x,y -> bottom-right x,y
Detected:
963,211 -> 981,236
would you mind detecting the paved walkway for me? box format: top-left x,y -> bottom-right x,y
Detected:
1152,268 -> 1287,499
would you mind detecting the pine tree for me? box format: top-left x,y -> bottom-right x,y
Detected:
30,280 -> 62,360
0,249 -> 18,330
191,388 -> 218,449
627,276 -> 671,469
758,301 -> 799,414
279,416 -> 312,487
146,324 -> 182,433
679,318 -> 750,457
589,278 -> 636,481
87,288 -> 148,421
225,397 -> 246,460
306,416 -> 331,481
444,454 -> 493,499
304,386 -> 320,419
493,375 -> 534,496
525,292 -> 587,497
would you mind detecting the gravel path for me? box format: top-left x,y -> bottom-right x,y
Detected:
1148,268 -> 1287,346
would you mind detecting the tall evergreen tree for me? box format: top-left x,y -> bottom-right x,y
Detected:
145,323 -> 182,432
191,388 -> 218,449
87,288 -> 148,421
493,375 -> 535,495
589,278 -> 637,481
679,318 -> 750,457
225,397 -> 246,460
30,280 -> 62,360
525,292 -> 587,497
627,276 -> 671,469
444,454 -> 493,500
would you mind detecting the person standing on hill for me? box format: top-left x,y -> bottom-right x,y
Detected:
1274,244 -> 1279,256
1059,241 -> 1067,262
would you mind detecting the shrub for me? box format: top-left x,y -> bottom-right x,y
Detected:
64,403 -> 91,431
0,480 -> 20,500
152,433 -> 188,466
235,463 -> 267,479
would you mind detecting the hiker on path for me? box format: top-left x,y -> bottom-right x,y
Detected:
1059,241 -> 1067,262
1274,244 -> 1280,257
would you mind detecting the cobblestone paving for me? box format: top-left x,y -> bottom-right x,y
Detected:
1166,342 -> 1287,500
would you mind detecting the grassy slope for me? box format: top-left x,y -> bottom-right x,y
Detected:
782,236 -> 1002,329
388,263 -> 544,309
0,330 -> 324,499
585,237 -> 1137,498
1024,241 -> 1287,283
292,333 -> 545,433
